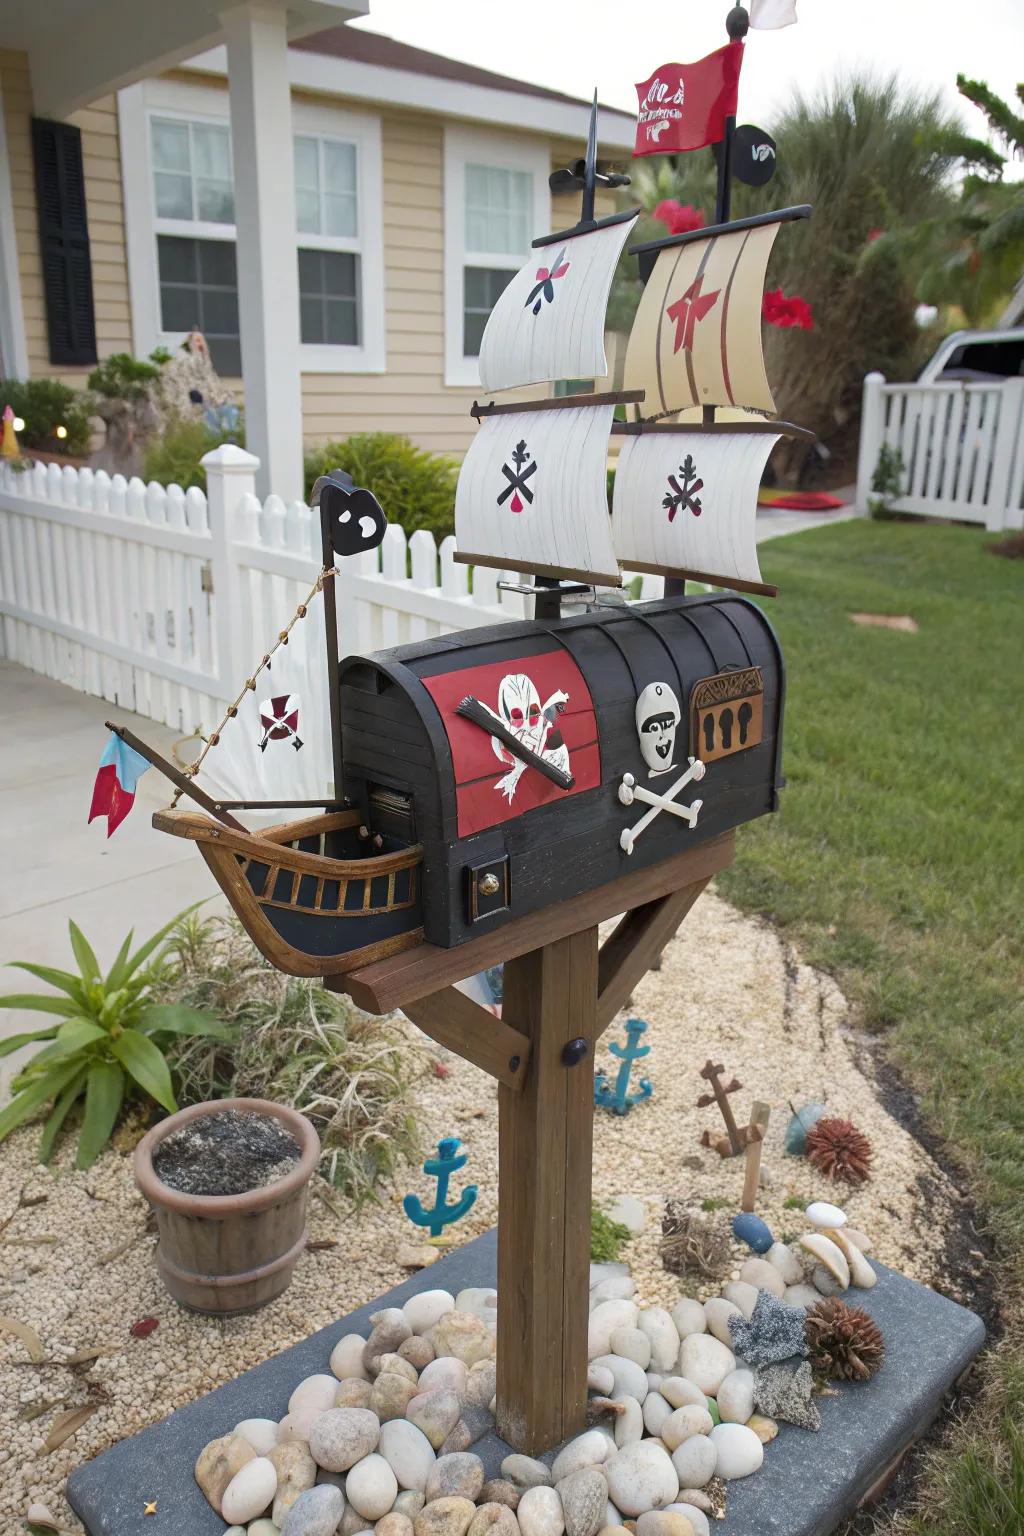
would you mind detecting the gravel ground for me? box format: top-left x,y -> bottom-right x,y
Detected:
0,888 -> 963,1533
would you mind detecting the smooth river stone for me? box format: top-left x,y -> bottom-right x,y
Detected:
669,1300 -> 706,1340
290,1375 -> 342,1416
709,1423 -> 763,1480
590,1276 -> 637,1307
341,1505 -> 374,1536
738,1259 -> 786,1299
715,1369 -> 755,1425
589,1300 -> 640,1360
414,1498 -> 480,1536
394,1490 -> 427,1518
468,1505 -> 520,1536
407,1389 -> 462,1449
588,1365 -> 615,1395
331,1334 -> 372,1382
426,1453 -> 486,1503
420,1357 -> 470,1396
604,1441 -> 679,1517
552,1429 -> 613,1481
428,1312 -> 494,1366
346,1453 -> 399,1519
400,1337 -> 436,1372
404,1290 -> 457,1336
378,1353 -> 419,1384
668,1506 -> 708,1536
609,1326 -> 652,1369
365,1310 -> 414,1374
280,1484 -> 345,1536
380,1516 -> 416,1536
731,1212 -> 773,1254
799,1233 -> 850,1289
502,1454 -> 553,1490
380,1418 -> 437,1491
669,1436 -> 716,1490
280,1410 -> 319,1444
308,1408 -> 380,1472
722,1282 -> 759,1321
557,1467 -> 609,1536
465,1360 -> 498,1408
518,1485 -> 565,1536
589,1354 -> 649,1403
249,1522 -> 279,1536
641,1392 -> 673,1437
614,1397 -> 644,1447
195,1433 -> 256,1512
659,1378 -> 707,1411
677,1336 -> 735,1397
703,1299 -> 741,1347
660,1406 -> 713,1452
831,1228 -> 878,1289
373,1372 -> 420,1421
765,1242 -> 804,1286
636,1513 -> 695,1536
269,1440 -> 317,1525
637,1308 -> 681,1373
222,1456 -> 277,1524
234,1417 -> 279,1456
480,1480 -> 519,1510
336,1380 -> 374,1410
806,1200 -> 847,1229
784,1283 -> 821,1309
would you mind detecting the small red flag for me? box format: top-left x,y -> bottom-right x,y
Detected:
634,42 -> 744,158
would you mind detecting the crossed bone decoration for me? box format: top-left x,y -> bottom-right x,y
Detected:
618,756 -> 706,855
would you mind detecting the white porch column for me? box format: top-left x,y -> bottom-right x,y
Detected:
221,3 -> 303,502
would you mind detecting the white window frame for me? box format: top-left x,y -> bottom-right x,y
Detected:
119,81 -> 386,377
443,124 -> 549,388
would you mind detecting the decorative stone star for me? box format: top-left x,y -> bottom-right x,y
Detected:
143,1502 -> 158,1517
728,1288 -> 809,1366
753,1361 -> 821,1431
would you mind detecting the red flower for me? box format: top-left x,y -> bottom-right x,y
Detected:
433,1060 -> 451,1079
867,227 -> 884,243
654,200 -> 706,236
130,1317 -> 160,1338
762,287 -> 814,331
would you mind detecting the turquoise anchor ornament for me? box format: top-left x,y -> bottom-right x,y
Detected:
594,1017 -> 653,1116
403,1136 -> 478,1238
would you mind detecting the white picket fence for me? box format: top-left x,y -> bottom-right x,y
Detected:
856,370 -> 1024,530
0,444 -> 663,741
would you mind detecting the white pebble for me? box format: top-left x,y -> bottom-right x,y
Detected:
636,1308 -> 680,1373
419,1357 -> 469,1395
290,1375 -> 342,1415
590,1276 -> 637,1306
609,1327 -> 651,1369
737,1259 -> 786,1299
330,1335 -> 371,1382
589,1300 -> 640,1360
222,1456 -> 277,1524
764,1243 -> 803,1286
784,1283 -> 821,1308
345,1453 -> 398,1519
669,1299 -> 706,1339
588,1365 -> 615,1394
403,1290 -> 456,1336
589,1354 -> 649,1403
702,1299 -> 740,1347
517,1485 -> 565,1536
641,1392 -> 672,1436
709,1423 -> 763,1480
378,1418 -> 435,1491
660,1406 -> 712,1451
668,1505 -> 709,1536
604,1440 -> 679,1517
234,1418 -> 279,1455
677,1335 -> 735,1397
721,1282 -> 758,1320
670,1436 -> 716,1489
614,1397 -> 644,1447
716,1369 -> 754,1425
552,1429 -> 613,1481
659,1378 -> 707,1411
806,1200 -> 847,1229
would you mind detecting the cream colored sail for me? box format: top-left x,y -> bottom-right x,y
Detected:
455,404 -> 620,584
611,429 -> 779,585
478,215 -> 638,394
623,220 -> 783,416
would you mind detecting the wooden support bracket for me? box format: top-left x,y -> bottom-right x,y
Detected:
401,987 -> 531,1091
594,877 -> 712,1037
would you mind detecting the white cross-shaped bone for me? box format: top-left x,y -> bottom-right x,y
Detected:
618,757 -> 706,855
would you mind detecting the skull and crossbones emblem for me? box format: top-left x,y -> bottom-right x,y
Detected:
258,694 -> 303,753
476,673 -> 570,804
635,681 -> 680,777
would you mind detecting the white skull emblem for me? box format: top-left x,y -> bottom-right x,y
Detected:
636,681 -> 680,777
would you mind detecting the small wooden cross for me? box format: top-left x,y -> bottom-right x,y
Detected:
697,1059 -> 744,1155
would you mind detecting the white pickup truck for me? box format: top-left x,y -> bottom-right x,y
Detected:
917,327 -> 1024,384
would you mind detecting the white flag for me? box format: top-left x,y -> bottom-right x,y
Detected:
749,0 -> 798,27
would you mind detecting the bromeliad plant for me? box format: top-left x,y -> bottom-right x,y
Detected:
0,909 -> 232,1168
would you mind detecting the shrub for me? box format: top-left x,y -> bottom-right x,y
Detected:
591,1202 -> 632,1261
0,908 -> 229,1168
0,377 -> 93,455
87,352 -> 161,402
305,433 -> 459,541
869,442 -> 906,519
156,914 -> 426,1203
143,416 -> 245,491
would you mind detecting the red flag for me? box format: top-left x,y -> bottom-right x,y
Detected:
634,43 -> 743,158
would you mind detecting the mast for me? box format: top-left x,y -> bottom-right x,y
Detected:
454,97 -> 642,591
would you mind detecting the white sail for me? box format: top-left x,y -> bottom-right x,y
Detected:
611,430 -> 780,586
478,215 -> 638,394
455,405 -> 620,584
192,586 -> 335,807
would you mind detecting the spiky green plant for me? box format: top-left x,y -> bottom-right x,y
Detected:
0,908 -> 230,1167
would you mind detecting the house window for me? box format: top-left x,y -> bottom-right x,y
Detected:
444,126 -> 548,387
124,86 -> 386,377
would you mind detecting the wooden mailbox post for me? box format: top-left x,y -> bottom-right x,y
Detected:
330,831 -> 734,1453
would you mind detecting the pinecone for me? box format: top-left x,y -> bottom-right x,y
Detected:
805,1115 -> 873,1184
804,1297 -> 885,1381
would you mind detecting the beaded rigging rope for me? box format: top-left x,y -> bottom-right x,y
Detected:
169,564 -> 338,808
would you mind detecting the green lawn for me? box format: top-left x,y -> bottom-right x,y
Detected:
714,517 -> 1024,1533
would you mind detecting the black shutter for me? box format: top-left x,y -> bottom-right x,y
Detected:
31,117 -> 97,367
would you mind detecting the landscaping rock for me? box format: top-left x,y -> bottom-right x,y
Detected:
660,1406 -> 712,1452
738,1259 -> 787,1299
331,1334 -> 372,1382
659,1378 -> 707,1411
588,1354 -> 649,1403
722,1282 -> 759,1320
269,1439 -> 317,1525
764,1243 -> 803,1286
715,1370 -> 755,1425
669,1300 -> 706,1339
556,1467 -> 608,1536
406,1390 -> 462,1450
636,1309 -> 680,1373
336,1379 -> 375,1410
467,1503 -> 521,1536
380,1418 -> 437,1491
280,1484 -> 346,1536
428,1312 -> 494,1366
636,1512 -> 695,1536
195,1433 -> 256,1513
552,1429 -> 613,1482
420,1358 -> 470,1396
235,1417 -> 279,1455
346,1453 -> 399,1519
373,1372 -> 420,1421
517,1485 -> 564,1536
708,1424 -> 763,1480
426,1453 -> 486,1503
380,1516 -> 416,1536
364,1310 -> 413,1374
603,1442 -> 678,1517
502,1455 -> 553,1490
414,1496 -> 479,1536
604,1196 -> 646,1236
308,1408 -> 380,1472
669,1437 -> 716,1489
479,1480 -> 519,1509
404,1291 -> 457,1336
676,1336 -> 735,1397
401,1336 -> 437,1372
221,1456 -> 277,1524
703,1299 -> 741,1347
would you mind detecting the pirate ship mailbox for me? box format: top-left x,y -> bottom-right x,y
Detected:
337,594 -> 782,952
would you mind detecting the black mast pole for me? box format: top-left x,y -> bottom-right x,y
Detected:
581,90 -> 598,226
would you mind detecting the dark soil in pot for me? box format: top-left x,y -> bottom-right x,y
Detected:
152,1107 -> 302,1196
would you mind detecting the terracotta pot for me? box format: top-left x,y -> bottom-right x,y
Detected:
134,1097 -> 320,1315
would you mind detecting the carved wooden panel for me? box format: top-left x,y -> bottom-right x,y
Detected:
690,666 -> 764,763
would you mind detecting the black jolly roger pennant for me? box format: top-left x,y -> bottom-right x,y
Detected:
662,453 -> 704,521
258,694 -> 303,753
497,439 -> 537,514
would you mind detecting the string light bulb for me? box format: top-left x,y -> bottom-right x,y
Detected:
12,416 -> 24,432
55,424 -> 68,440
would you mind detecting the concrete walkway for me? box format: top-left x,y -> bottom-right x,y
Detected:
756,485 -> 860,543
0,661 -> 222,1097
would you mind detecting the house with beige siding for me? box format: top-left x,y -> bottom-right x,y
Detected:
0,4 -> 634,499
